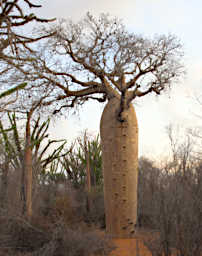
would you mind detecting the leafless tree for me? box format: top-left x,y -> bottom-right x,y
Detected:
0,0 -> 55,111
0,0 -> 55,51
16,12 -> 184,237
166,124 -> 194,173
142,127 -> 202,256
138,157 -> 161,229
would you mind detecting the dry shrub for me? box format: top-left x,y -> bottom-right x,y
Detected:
84,189 -> 105,228
143,234 -> 163,256
0,182 -> 111,256
3,169 -> 22,215
34,183 -> 86,228
0,213 -> 50,252
0,171 -> 112,256
0,212 -> 114,256
52,195 -> 82,226
33,223 -> 114,256
38,184 -> 106,230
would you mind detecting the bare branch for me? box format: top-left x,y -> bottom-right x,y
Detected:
6,13 -> 183,117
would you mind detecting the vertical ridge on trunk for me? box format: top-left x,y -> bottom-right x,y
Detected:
100,97 -> 138,238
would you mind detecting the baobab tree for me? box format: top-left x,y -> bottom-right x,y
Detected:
20,13 -> 184,237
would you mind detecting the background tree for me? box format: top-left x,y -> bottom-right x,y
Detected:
0,0 -> 54,51
15,13 -> 184,237
141,127 -> 202,256
138,157 -> 161,228
0,0 -> 55,111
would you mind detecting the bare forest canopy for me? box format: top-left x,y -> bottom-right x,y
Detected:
0,13 -> 184,118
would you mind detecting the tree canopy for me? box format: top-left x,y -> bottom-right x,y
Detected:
0,12 -> 184,119
13,13 -> 184,118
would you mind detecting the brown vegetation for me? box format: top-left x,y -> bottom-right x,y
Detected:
0,178 -> 113,256
0,125 -> 202,256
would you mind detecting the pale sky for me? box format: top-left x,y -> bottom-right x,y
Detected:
36,0 -> 202,159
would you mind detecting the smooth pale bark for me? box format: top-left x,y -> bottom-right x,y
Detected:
24,114 -> 33,220
100,97 -> 138,238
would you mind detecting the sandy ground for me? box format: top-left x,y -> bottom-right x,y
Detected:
110,238 -> 152,256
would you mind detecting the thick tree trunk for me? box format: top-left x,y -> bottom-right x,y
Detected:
100,97 -> 138,238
